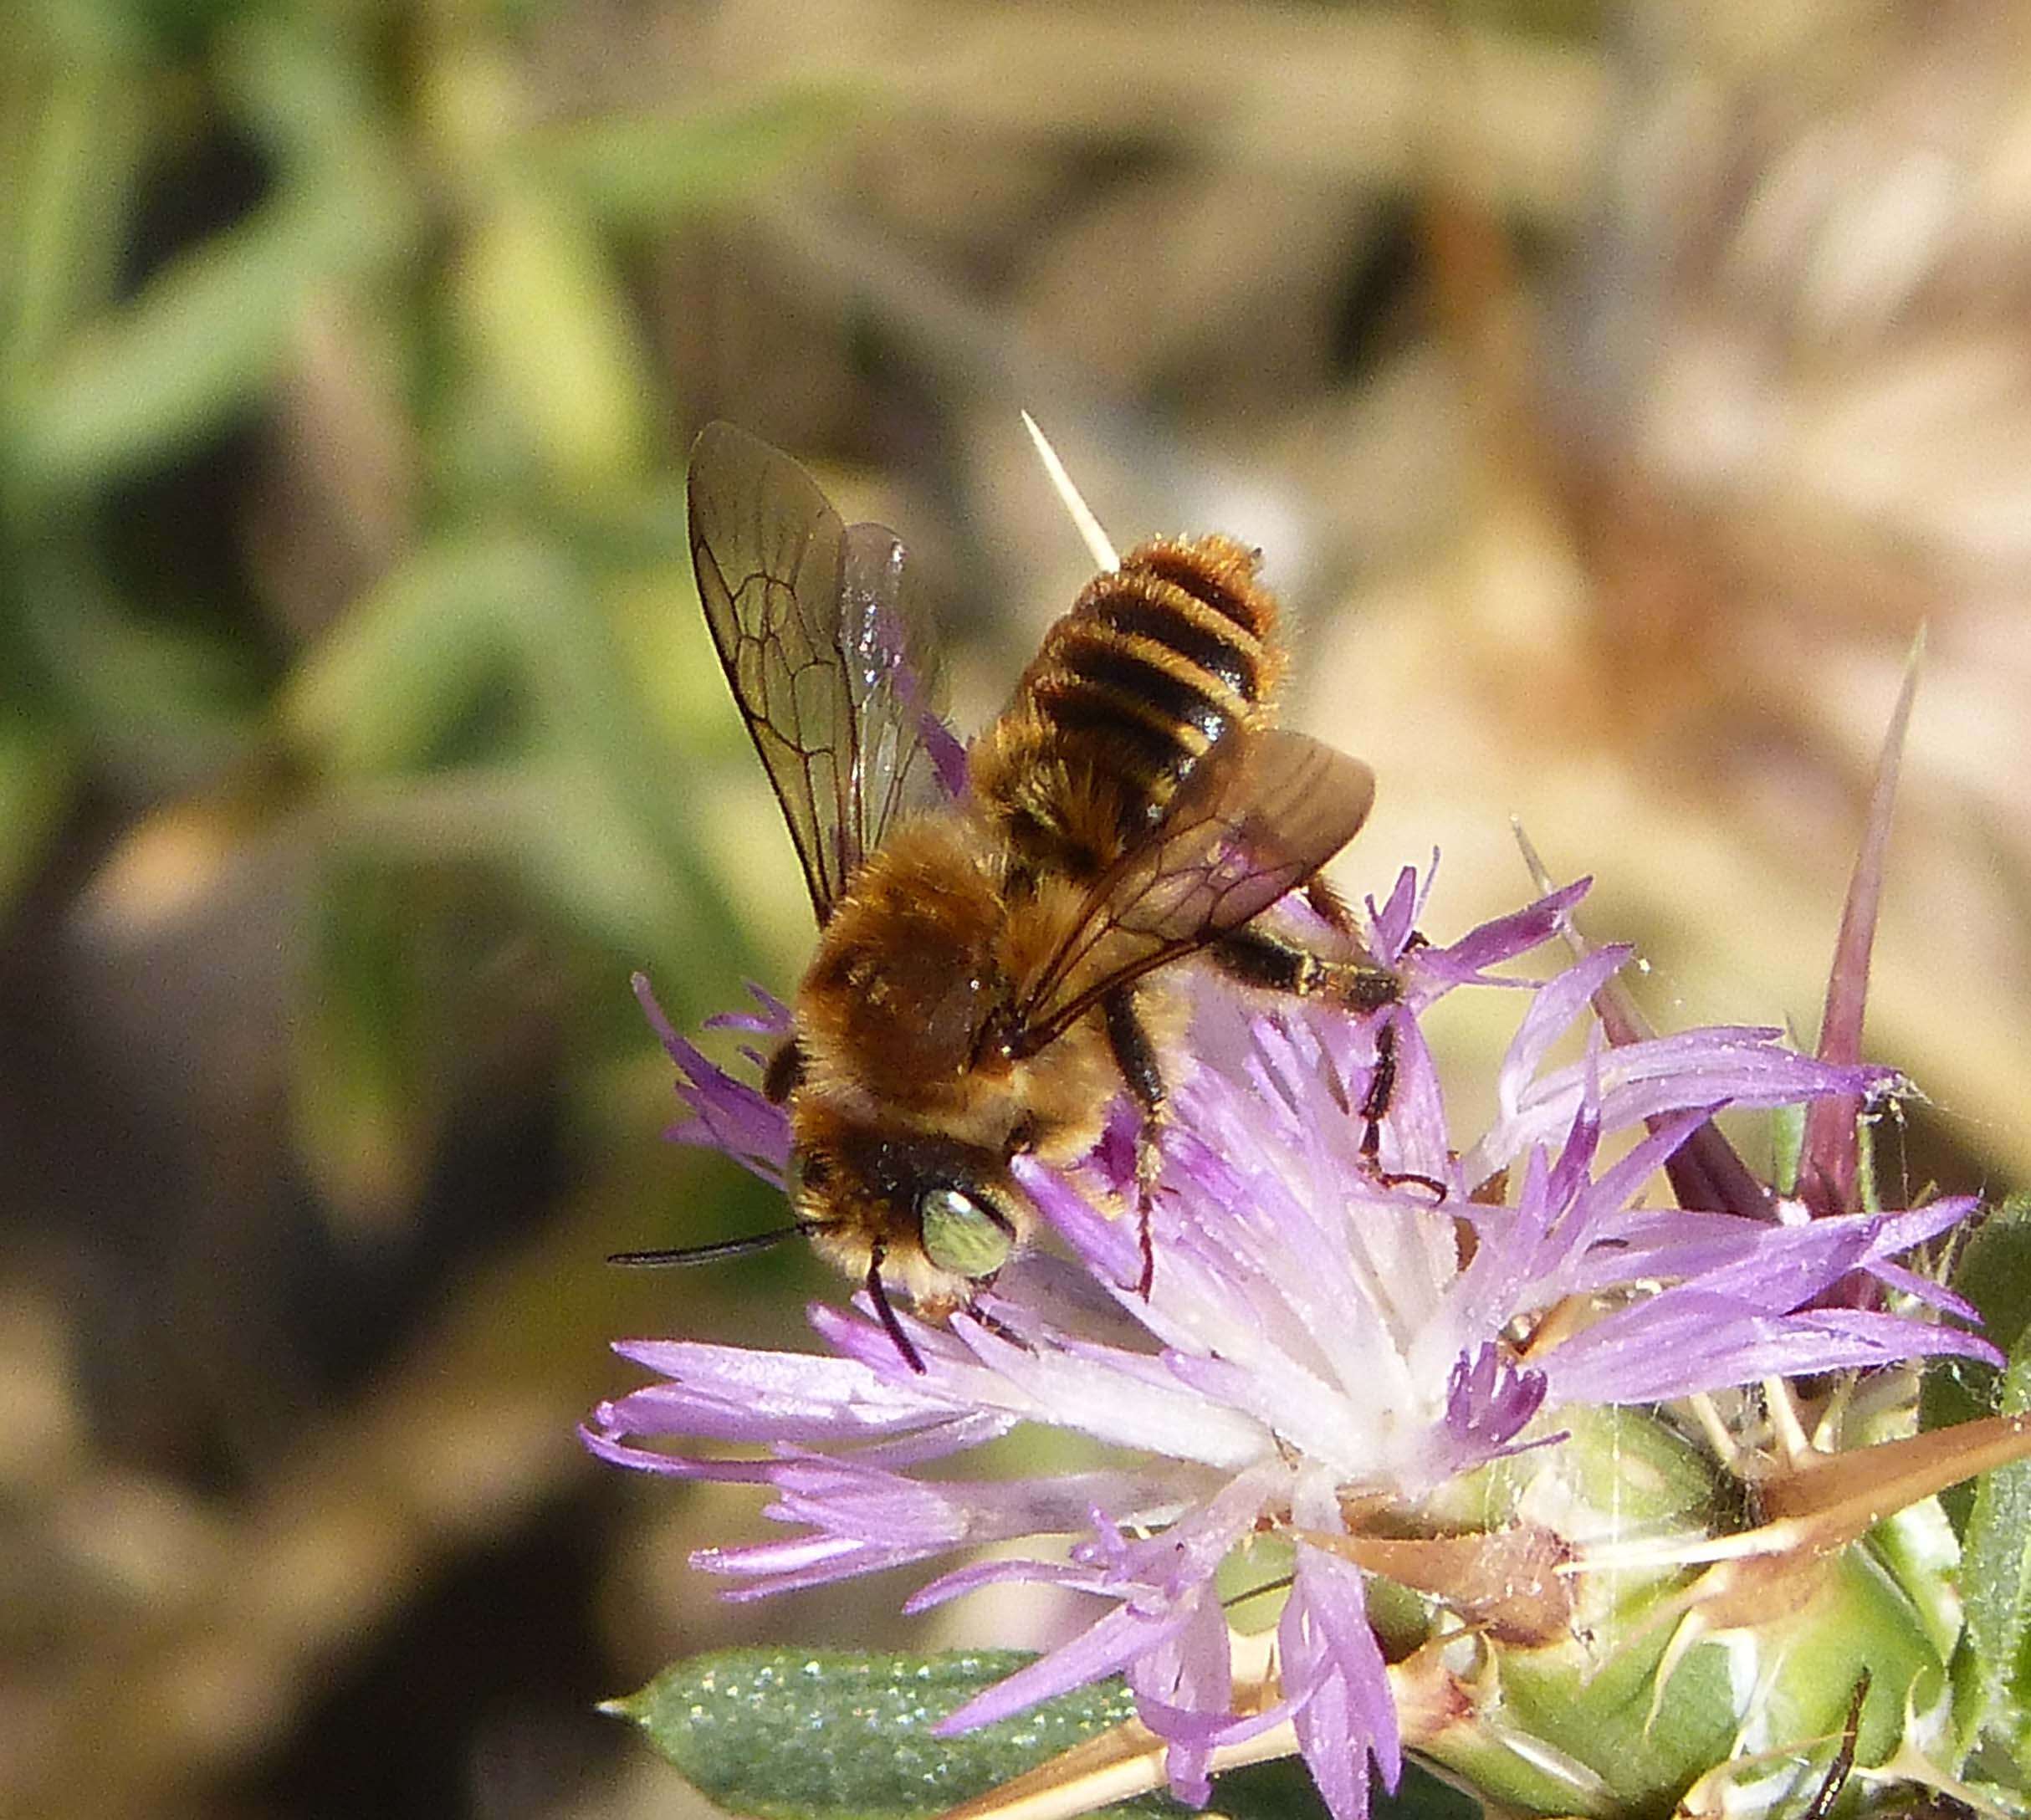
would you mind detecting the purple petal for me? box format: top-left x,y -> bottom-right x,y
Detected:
1128,1585 -> 1235,1805
1410,879 -> 1592,994
1013,1153 -> 1143,1286
1367,862 -> 1426,963
632,973 -> 790,1181
600,1338 -> 970,1444
1865,1258 -> 1981,1322
1490,947 -> 1630,1119
1542,1291 -> 1997,1405
691,1465 -> 1169,1600
906,1554 -> 1108,1614
921,711 -> 970,799
934,1602 -> 1195,1735
1280,1540 -> 1398,1820
1473,1032 -> 1890,1183
1444,1342 -> 1546,1455
578,1424 -> 777,1482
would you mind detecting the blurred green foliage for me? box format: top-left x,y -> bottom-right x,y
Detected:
0,0 -> 852,1250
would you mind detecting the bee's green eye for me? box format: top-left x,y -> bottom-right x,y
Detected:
918,1185 -> 1014,1280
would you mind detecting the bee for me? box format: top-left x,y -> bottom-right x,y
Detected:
625,423 -> 1399,1369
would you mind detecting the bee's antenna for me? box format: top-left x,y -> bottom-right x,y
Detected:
1021,412 -> 1119,573
865,1244 -> 927,1374
607,1225 -> 811,1267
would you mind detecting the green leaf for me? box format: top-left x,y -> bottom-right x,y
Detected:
616,1647 -> 1476,1820
1924,1194 -> 2031,1511
534,88 -> 859,233
1768,1100 -> 1805,1199
0,715 -> 74,913
1947,1196 -> 2031,1765
6,12 -> 417,509
1,49 -> 144,387
13,199 -> 325,501
450,186 -> 656,492
14,544 -> 259,777
285,533 -> 553,775
290,862 -> 440,1230
612,1649 -> 1179,1820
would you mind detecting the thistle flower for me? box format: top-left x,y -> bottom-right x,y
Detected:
586,866 -> 1994,1820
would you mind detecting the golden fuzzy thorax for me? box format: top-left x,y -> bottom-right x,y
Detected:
787,812 -> 1121,1311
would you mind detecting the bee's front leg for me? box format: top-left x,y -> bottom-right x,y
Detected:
1102,987 -> 1167,1296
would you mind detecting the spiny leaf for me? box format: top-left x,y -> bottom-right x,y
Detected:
611,1647 -> 1469,1820
608,1649 -> 1181,1820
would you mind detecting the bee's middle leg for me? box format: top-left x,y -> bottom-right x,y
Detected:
1102,987 -> 1167,1296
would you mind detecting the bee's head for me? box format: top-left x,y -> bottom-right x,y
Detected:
790,1122 -> 1030,1318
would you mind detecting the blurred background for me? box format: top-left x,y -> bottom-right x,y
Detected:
6,0 -> 2029,1814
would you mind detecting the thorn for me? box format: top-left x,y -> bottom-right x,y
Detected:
1800,626 -> 1925,1219
1513,819 -> 1772,1219
1645,1608 -> 1710,1736
1512,816 -> 1560,904
1763,1376 -> 1815,1467
1685,1391 -> 1741,1470
1022,412 -> 1119,572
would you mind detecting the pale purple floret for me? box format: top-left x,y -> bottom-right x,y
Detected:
631,975 -> 790,1185
590,870 -> 1990,1820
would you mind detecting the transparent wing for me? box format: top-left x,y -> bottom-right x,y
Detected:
688,422 -> 956,921
1010,729 -> 1376,1053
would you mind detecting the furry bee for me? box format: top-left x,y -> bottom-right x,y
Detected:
631,423 -> 1399,1368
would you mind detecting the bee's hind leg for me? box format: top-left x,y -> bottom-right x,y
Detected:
1209,926 -> 1399,1016
1354,1009 -> 1446,1201
1102,988 -> 1167,1296
1210,928 -> 1442,1198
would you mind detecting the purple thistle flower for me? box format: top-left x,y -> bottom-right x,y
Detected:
587,871 -> 1990,1820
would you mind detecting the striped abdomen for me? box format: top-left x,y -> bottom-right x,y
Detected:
973,534 -> 1287,878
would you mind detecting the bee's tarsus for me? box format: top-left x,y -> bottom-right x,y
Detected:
964,1301 -> 1031,1352
1377,1168 -> 1448,1201
1104,989 -> 1168,1299
1798,1669 -> 1870,1820
1356,1011 -> 1446,1199
1359,1009 -> 1399,1161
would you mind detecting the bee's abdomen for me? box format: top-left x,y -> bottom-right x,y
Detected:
1023,534 -> 1282,806
971,534 -> 1291,876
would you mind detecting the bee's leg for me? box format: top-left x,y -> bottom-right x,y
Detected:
1358,1010 -> 1398,1165
963,1299 -> 1034,1352
1359,1012 -> 1437,1189
866,1241 -> 926,1373
1209,928 -> 1399,1015
1304,874 -> 1357,933
1353,1010 -> 1446,1199
1210,930 -> 1443,1194
1102,988 -> 1167,1297
763,1037 -> 806,1104
1798,1672 -> 1870,1820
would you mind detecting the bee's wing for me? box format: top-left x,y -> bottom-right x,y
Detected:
1010,729 -> 1376,1051
688,422 -> 959,922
